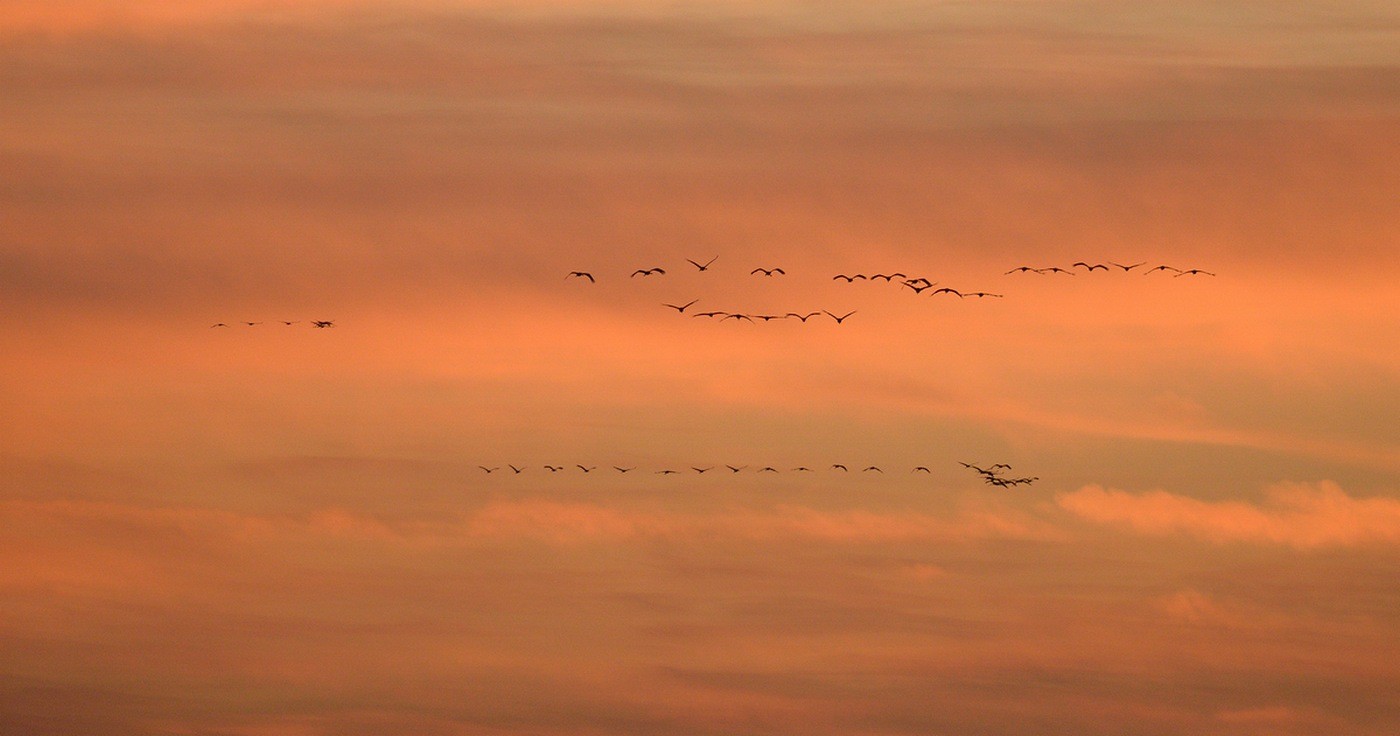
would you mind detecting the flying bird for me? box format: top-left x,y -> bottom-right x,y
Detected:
242,321 -> 262,326
692,311 -> 726,318
759,466 -> 779,473
823,310 -> 856,324
831,464 -> 848,471
544,465 -> 563,472
1109,261 -> 1146,272
663,300 -> 699,313
863,466 -> 883,473
832,274 -> 857,282
478,466 -> 499,473
692,467 -> 713,473
566,271 -> 595,282
613,466 -> 634,473
905,277 -> 933,287
721,313 -> 754,322
902,281 -> 933,293
785,312 -> 821,322
913,467 -> 931,473
1072,262 -> 1109,272
754,314 -> 781,322
686,255 -> 718,272
280,320 -> 299,326
657,469 -> 679,475
726,465 -> 746,473
793,466 -> 812,472
631,268 -> 666,277
312,320 -> 335,328
966,292 -> 1003,298
508,464 -> 524,474
751,267 -> 786,276
1174,269 -> 1216,277
210,323 -> 228,328
1004,266 -> 1041,275
576,464 -> 596,473
1040,267 -> 1076,275
930,288 -> 964,297
1145,265 -> 1182,274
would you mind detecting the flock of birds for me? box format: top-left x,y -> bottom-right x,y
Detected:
566,256 -> 1215,321
210,320 -> 336,328
474,461 -> 1035,486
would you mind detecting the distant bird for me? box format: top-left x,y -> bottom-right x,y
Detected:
631,268 -> 666,277
863,466 -> 883,473
508,464 -> 524,474
902,281 -> 933,293
692,311 -> 726,318
1041,267 -> 1076,276
793,466 -> 812,472
1175,269 -> 1216,277
831,464 -> 848,471
692,467 -> 713,473
989,463 -> 1012,470
823,310 -> 856,324
576,464 -> 596,473
722,313 -> 754,322
1109,261 -> 1146,272
312,320 -> 335,328
1005,266 -> 1041,275
211,323 -> 228,328
966,292 -> 1003,298
870,273 -> 900,282
785,312 -> 821,322
567,271 -> 595,282
1073,262 -> 1109,272
657,469 -> 679,475
832,274 -> 857,282
726,465 -> 746,473
663,300 -> 699,313
913,467 -> 931,473
613,466 -> 634,473
280,320 -> 299,326
759,466 -> 779,473
478,466 -> 499,473
1145,265 -> 1182,274
686,256 -> 718,272
905,277 -> 933,287
754,314 -> 781,322
242,321 -> 262,326
930,288 -> 964,297
544,465 -> 563,472
751,267 -> 785,276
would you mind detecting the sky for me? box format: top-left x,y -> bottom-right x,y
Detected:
1,0 -> 1398,734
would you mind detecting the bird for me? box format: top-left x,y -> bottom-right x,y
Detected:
576,464 -> 596,473
478,466 -> 499,473
280,320 -> 299,326
870,273 -> 902,282
311,320 -> 335,328
210,323 -> 228,328
1109,261 -> 1146,272
1175,269 -> 1216,277
759,466 -> 779,473
1004,266 -> 1041,275
1145,265 -> 1182,274
754,314 -> 781,322
544,465 -> 563,472
913,467 -> 931,473
966,292 -> 1003,298
657,469 -> 679,475
832,274 -> 857,282
863,466 -> 883,473
692,311 -> 726,318
726,465 -> 746,473
613,466 -> 634,473
785,312 -> 821,322
508,464 -> 524,474
686,256 -> 718,272
1041,267 -> 1076,275
989,463 -> 1012,470
902,281 -> 933,293
930,288 -> 964,297
692,467 -> 713,473
242,321 -> 262,326
793,466 -> 812,472
905,277 -> 933,287
631,267 -> 666,277
566,271 -> 595,282
831,464 -> 848,471
823,310 -> 856,324
721,313 -> 754,322
663,300 -> 699,313
1073,262 -> 1109,272
751,267 -> 785,276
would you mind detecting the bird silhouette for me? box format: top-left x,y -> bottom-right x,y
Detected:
966,292 -> 1003,298
657,469 -> 679,475
1073,262 -> 1109,272
785,312 -> 821,322
863,466 -> 883,473
280,320 -> 299,326
793,466 -> 812,472
692,311 -> 726,318
913,467 -> 931,473
508,464 -> 524,474
759,466 -> 779,473
754,314 -> 781,322
686,256 -> 718,271
1175,269 -> 1216,277
478,466 -> 499,473
870,273 -> 898,282
576,464 -> 596,473
751,267 -> 786,276
722,313 -> 754,322
692,467 -> 713,473
902,281 -> 933,293
1004,266 -> 1041,275
544,465 -> 563,472
312,320 -> 335,328
242,321 -> 262,326
726,465 -> 746,473
567,271 -> 595,282
1040,267 -> 1076,275
631,268 -> 666,277
211,323 -> 228,328
1109,261 -> 1146,272
613,466 -> 634,473
831,464 -> 848,471
832,274 -> 857,282
663,300 -> 699,313
823,310 -> 856,324
930,288 -> 964,297
1145,265 -> 1182,274
905,277 -> 933,287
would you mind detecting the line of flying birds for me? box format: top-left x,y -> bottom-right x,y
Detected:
472,462 -> 1034,485
1004,262 -> 1215,276
959,461 -> 1039,487
210,321 -> 336,328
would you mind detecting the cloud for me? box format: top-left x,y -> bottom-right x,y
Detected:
1057,481 -> 1400,548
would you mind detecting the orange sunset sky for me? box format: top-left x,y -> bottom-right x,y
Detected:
2,0 -> 1398,734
